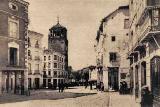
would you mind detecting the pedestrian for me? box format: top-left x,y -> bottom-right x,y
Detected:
101,82 -> 104,92
61,82 -> 64,92
58,83 -> 61,92
89,81 -> 92,90
85,81 -> 88,89
141,86 -> 153,107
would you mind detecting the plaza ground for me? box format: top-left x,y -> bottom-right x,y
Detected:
0,86 -> 140,107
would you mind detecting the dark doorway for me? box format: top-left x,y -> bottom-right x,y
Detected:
35,78 -> 40,89
43,79 -> 46,88
28,78 -> 32,89
151,56 -> 160,107
53,79 -> 57,89
48,79 -> 52,89
108,67 -> 119,91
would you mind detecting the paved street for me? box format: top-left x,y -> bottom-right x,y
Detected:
0,86 -> 141,107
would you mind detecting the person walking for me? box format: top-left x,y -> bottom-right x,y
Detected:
141,86 -> 153,107
61,82 -> 64,92
58,83 -> 61,92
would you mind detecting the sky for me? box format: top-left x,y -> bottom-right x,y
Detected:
27,0 -> 128,70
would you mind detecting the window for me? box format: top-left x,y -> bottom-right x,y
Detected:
111,36 -> 116,42
152,9 -> 160,27
28,37 -> 31,47
48,63 -> 51,68
43,71 -> 46,75
35,40 -> 39,48
121,73 -> 127,79
124,19 -> 129,29
28,50 -> 31,56
57,56 -> 59,61
48,56 -> 51,60
54,71 -> 57,76
44,56 -> 46,61
109,52 -> 117,62
10,47 -> 17,65
9,19 -> 19,38
54,63 -> 58,68
35,64 -> 39,71
48,71 -> 51,75
62,58 -> 63,62
44,63 -> 46,69
28,63 -> 32,74
54,55 -> 57,60
9,2 -> 18,11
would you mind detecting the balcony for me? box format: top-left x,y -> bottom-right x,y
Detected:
43,74 -> 47,78
110,60 -> 120,67
35,56 -> 40,61
28,55 -> 32,60
34,70 -> 40,75
147,0 -> 160,6
53,75 -> 57,78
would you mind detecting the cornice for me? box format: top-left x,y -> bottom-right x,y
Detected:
9,0 -> 29,6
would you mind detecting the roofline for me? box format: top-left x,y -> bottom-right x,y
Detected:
28,30 -> 44,37
102,5 -> 129,22
95,5 -> 129,42
11,0 -> 29,6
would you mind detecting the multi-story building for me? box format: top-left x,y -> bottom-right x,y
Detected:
128,0 -> 160,105
28,30 -> 43,89
43,49 -> 66,89
0,0 -> 29,94
42,20 -> 68,89
95,5 -> 129,91
48,20 -> 68,70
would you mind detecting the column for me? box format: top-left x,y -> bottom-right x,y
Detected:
0,71 -> 2,95
146,60 -> 151,90
97,68 -> 100,84
6,72 -> 10,93
14,71 -> 18,94
24,70 -> 28,92
103,67 -> 108,91
138,63 -> 142,101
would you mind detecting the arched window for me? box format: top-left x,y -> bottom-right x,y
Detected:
28,50 -> 31,56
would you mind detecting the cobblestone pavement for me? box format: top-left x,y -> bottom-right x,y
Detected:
0,86 -> 140,107
109,92 -> 140,107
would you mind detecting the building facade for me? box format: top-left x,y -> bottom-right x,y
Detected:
42,20 -> 68,89
48,21 -> 68,70
28,30 -> 43,89
0,0 -> 29,94
95,6 -> 129,91
128,0 -> 160,105
43,49 -> 66,89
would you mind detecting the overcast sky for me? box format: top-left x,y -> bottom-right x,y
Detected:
27,0 -> 128,70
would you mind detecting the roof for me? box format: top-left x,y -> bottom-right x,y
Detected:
95,5 -> 129,42
50,22 -> 67,31
28,30 -> 44,37
102,5 -> 129,22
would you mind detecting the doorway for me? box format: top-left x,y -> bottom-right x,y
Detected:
151,56 -> 160,107
35,78 -> 40,89
108,67 -> 119,91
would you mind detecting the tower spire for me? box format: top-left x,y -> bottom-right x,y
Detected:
57,16 -> 59,24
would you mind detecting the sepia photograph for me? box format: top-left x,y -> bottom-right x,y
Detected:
0,0 -> 160,107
